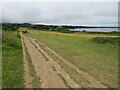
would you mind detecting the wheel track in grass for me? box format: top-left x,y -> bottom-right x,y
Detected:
27,36 -> 81,88
23,35 -> 65,88
22,34 -> 79,88
20,32 -> 33,88
27,36 -> 107,88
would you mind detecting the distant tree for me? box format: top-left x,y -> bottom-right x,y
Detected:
82,30 -> 86,32
2,23 -> 20,31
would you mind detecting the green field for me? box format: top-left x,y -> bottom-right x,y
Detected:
27,29 -> 118,88
2,31 -> 24,88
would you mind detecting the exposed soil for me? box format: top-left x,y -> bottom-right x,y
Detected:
20,32 -> 33,88
22,34 -> 69,88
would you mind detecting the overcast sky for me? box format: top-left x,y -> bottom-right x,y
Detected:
1,1 -> 118,26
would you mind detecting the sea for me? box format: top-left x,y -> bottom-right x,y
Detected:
69,28 -> 119,32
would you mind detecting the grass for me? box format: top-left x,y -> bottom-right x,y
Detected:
23,39 -> 41,88
39,43 -> 90,88
57,73 -> 72,89
27,29 -> 118,88
2,30 -> 24,88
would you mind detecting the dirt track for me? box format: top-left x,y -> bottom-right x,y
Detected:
21,32 -> 107,88
30,37 -> 107,88
22,33 -> 81,88
20,32 -> 33,88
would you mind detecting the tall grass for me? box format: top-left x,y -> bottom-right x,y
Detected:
2,31 -> 24,88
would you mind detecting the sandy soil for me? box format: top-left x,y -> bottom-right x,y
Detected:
20,32 -> 33,88
22,35 -> 69,88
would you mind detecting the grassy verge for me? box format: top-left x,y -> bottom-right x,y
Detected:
27,29 -> 118,88
0,26 -> 2,89
2,31 -> 24,88
23,38 -> 41,88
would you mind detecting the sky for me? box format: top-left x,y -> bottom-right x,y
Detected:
1,0 -> 119,26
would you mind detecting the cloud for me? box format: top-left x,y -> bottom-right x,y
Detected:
1,2 -> 118,26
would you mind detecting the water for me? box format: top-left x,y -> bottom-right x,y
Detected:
69,28 -> 119,32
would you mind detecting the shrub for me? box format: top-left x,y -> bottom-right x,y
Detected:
92,37 -> 119,44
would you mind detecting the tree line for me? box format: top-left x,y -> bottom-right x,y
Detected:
2,23 -> 119,35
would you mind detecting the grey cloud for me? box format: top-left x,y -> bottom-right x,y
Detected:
1,2 -> 118,26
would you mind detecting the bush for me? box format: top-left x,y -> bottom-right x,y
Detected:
92,37 -> 119,44
82,30 -> 87,32
2,24 -> 20,31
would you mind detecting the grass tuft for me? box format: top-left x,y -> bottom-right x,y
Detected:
57,73 -> 72,89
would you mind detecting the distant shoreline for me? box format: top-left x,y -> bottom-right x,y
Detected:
1,23 -> 119,28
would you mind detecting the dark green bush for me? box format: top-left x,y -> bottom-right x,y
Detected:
92,37 -> 119,44
87,31 -> 120,35
82,30 -> 87,32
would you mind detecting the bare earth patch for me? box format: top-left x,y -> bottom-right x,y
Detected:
23,35 -> 68,88
20,32 -> 33,88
